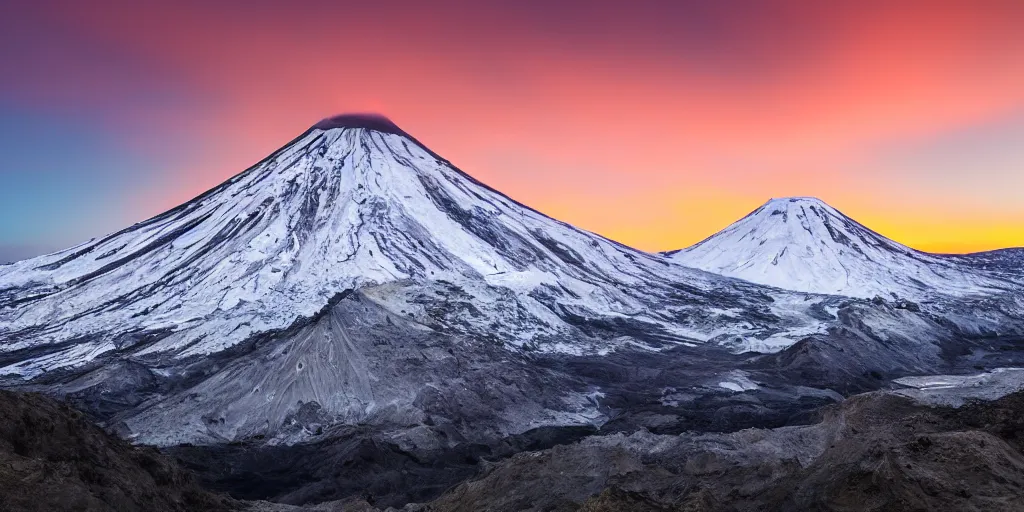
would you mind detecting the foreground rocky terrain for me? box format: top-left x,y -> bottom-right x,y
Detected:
0,390 -> 235,512
419,387 -> 1024,512
6,386 -> 1024,511
333,388 -> 1024,511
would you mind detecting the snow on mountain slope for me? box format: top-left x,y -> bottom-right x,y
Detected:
665,197 -> 1019,299
0,115 -> 832,382
950,248 -> 1024,286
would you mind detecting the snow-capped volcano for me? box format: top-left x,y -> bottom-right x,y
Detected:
0,117 -> 1021,449
665,197 -> 1015,299
0,115 -> 825,382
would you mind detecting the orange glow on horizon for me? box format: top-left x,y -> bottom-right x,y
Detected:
14,1 -> 1022,254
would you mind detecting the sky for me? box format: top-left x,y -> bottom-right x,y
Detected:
0,0 -> 1022,262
